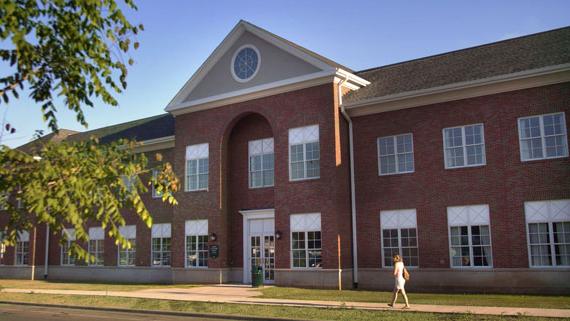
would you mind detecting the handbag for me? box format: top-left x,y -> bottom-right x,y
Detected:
403,268 -> 410,281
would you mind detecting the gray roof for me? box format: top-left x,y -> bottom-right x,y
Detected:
18,114 -> 174,151
345,26 -> 570,104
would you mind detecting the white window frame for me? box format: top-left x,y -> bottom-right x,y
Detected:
151,223 -> 171,267
185,219 -> 209,268
380,209 -> 419,268
377,133 -> 415,176
289,125 -> 320,181
518,112 -> 568,162
525,200 -> 570,268
248,138 -> 275,189
117,225 -> 136,267
290,213 -> 322,269
151,169 -> 162,199
442,123 -> 486,169
15,231 -> 29,266
230,44 -> 261,83
88,227 -> 104,266
185,143 -> 209,192
447,205 -> 493,268
61,228 -> 76,266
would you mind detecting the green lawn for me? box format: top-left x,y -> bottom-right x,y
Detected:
261,287 -> 570,309
0,279 -> 197,292
0,292 -> 559,321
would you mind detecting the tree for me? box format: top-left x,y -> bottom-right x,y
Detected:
0,1 -> 179,263
0,139 -> 179,263
1,0 -> 143,131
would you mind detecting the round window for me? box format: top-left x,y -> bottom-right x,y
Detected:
231,45 -> 260,82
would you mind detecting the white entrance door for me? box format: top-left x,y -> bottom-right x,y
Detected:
249,219 -> 275,284
240,209 -> 275,284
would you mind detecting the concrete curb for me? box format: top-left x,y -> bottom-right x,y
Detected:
0,300 -> 308,321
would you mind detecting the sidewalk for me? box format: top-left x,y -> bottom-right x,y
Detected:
3,285 -> 570,318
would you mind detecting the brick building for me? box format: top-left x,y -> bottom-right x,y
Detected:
1,21 -> 569,293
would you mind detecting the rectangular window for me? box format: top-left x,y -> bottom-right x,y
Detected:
118,225 -> 136,266
61,228 -> 76,266
185,143 -> 209,191
378,133 -> 414,175
88,227 -> 104,266
525,200 -> 570,267
151,223 -> 171,266
443,124 -> 485,168
249,138 -> 274,188
185,220 -> 208,268
289,125 -> 320,181
380,209 -> 418,267
519,112 -> 568,161
447,205 -> 493,267
290,213 -> 321,268
15,231 -> 29,266
152,169 -> 162,198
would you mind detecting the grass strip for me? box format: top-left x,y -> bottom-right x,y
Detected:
261,287 -> 570,309
0,292 -> 560,321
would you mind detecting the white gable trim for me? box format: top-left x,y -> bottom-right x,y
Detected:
168,71 -> 335,116
165,20 -> 368,116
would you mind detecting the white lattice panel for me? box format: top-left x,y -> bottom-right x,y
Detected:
119,225 -> 136,239
289,125 -> 319,145
185,219 -> 208,235
152,223 -> 171,238
186,143 -> 209,160
447,204 -> 490,226
380,209 -> 417,229
89,227 -> 104,240
63,228 -> 76,241
525,200 -> 570,223
249,138 -> 274,156
290,213 -> 321,232
18,231 -> 29,242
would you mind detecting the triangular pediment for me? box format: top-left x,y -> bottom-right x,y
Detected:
165,21 -> 368,114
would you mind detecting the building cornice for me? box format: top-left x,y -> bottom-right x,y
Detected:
344,63 -> 570,117
133,135 -> 175,153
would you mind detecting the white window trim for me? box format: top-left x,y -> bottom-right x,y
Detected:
60,229 -> 76,266
117,227 -> 136,267
117,240 -> 136,267
185,144 -> 209,192
446,205 -> 493,269
377,133 -> 415,176
15,240 -> 29,266
184,219 -> 209,269
248,138 -> 275,189
88,239 -> 104,267
150,237 -> 171,267
289,213 -> 322,270
185,235 -> 209,269
61,240 -> 75,266
151,169 -> 162,199
442,123 -> 486,169
518,112 -> 569,162
230,44 -> 261,83
288,127 -> 320,182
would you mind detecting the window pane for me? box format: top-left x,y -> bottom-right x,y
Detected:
379,137 -> 395,155
290,145 -> 304,162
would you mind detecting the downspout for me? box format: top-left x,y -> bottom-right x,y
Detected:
338,76 -> 359,288
44,224 -> 49,279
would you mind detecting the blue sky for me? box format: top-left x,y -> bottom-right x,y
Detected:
2,0 -> 570,147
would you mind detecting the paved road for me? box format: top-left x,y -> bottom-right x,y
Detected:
0,303 -> 250,321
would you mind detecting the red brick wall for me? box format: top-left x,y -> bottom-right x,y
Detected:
43,148 -> 175,267
353,82 -> 570,269
173,83 -> 353,270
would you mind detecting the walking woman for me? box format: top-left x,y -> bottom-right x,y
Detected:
388,254 -> 410,309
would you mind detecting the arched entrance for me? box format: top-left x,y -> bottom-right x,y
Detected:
222,112 -> 276,284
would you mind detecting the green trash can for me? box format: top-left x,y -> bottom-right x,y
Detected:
251,266 -> 264,288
